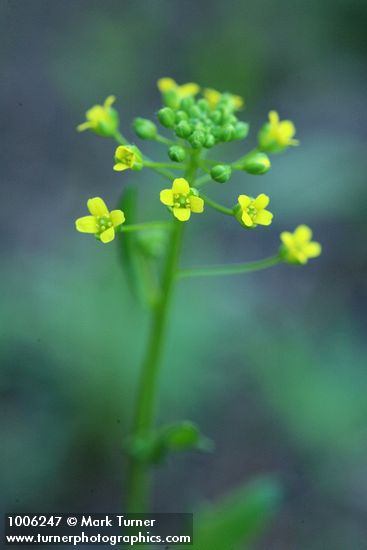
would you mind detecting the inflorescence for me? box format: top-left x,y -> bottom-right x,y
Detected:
75,78 -> 321,265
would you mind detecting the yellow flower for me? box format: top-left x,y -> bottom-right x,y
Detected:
77,96 -> 119,137
259,110 -> 299,153
113,145 -> 143,172
236,194 -> 273,228
157,78 -> 200,99
203,88 -> 244,111
75,197 -> 125,244
280,225 -> 321,264
160,178 -> 204,222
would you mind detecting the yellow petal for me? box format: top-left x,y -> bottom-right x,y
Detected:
172,178 -> 190,195
269,111 -> 279,125
87,197 -> 109,216
110,210 -> 125,227
204,88 -> 221,108
254,209 -> 273,226
157,77 -> 177,93
115,145 -> 129,161
241,211 -> 253,227
75,216 -> 97,233
279,121 -> 296,141
179,83 -> 200,97
173,208 -> 191,222
76,121 -> 92,132
160,189 -> 174,206
305,242 -> 322,258
100,227 -> 115,243
280,231 -> 294,247
113,163 -> 128,171
232,94 -> 244,110
104,95 -> 116,108
238,195 -> 251,209
189,195 -> 204,213
296,251 -> 308,264
253,194 -> 270,210
294,225 -> 312,243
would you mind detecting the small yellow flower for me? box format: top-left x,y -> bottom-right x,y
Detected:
157,77 -> 200,98
280,225 -> 321,264
236,194 -> 273,228
75,197 -> 125,244
203,88 -> 244,111
259,110 -> 299,153
113,145 -> 142,172
160,178 -> 204,222
77,96 -> 119,137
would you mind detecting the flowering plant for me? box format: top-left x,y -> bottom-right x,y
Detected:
75,78 -> 321,547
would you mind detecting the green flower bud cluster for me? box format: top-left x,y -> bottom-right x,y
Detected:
157,95 -> 249,150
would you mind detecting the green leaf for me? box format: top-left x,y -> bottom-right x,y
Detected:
162,421 -> 214,453
125,421 -> 213,464
118,186 -> 162,308
187,476 -> 282,550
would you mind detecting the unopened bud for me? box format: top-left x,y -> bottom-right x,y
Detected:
241,151 -> 271,175
175,120 -> 193,138
133,118 -> 157,140
210,164 -> 232,183
189,130 -> 206,149
158,107 -> 176,128
168,145 -> 186,162
233,121 -> 250,140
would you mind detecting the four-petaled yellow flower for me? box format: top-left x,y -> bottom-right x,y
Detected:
113,145 -> 142,172
157,78 -> 200,98
236,194 -> 273,228
259,110 -> 299,153
204,88 -> 244,111
160,178 -> 204,222
75,197 -> 125,244
280,225 -> 321,264
77,96 -> 119,137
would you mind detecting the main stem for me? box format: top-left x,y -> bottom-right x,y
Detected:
126,151 -> 200,512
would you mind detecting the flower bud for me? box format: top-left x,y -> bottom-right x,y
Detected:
210,164 -> 232,183
219,124 -> 235,142
175,120 -> 193,138
158,107 -> 176,128
189,105 -> 201,118
168,145 -> 186,162
133,117 -> 157,140
197,98 -> 209,113
180,97 -> 195,112
241,151 -> 271,175
210,110 -> 222,124
204,133 -> 216,148
233,121 -> 249,140
188,130 -> 206,149
162,90 -> 180,110
175,110 -> 188,122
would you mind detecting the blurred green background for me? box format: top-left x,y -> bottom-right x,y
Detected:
1,0 -> 367,548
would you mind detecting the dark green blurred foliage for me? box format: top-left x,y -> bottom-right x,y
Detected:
1,0 -> 367,548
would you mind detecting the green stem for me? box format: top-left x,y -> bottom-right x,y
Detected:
177,255 -> 282,279
113,130 -> 129,145
126,150 -> 200,513
201,193 -> 234,216
126,220 -> 184,512
155,134 -> 176,146
143,161 -> 185,171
